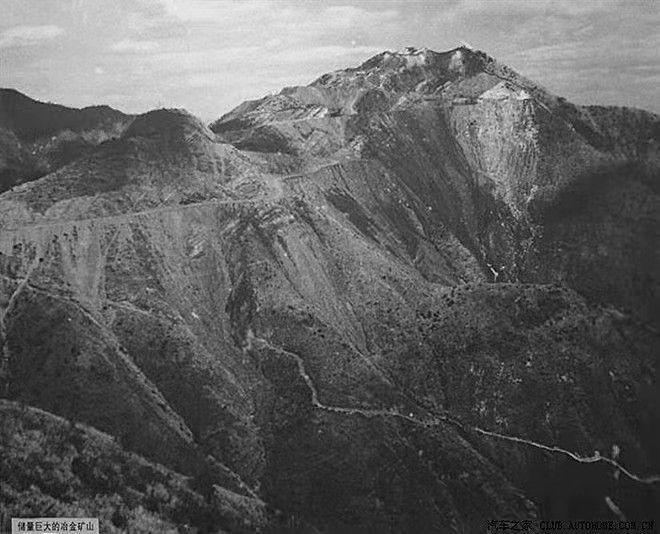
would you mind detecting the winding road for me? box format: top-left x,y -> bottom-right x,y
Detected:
250,332 -> 660,486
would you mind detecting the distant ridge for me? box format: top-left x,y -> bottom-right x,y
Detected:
0,88 -> 133,192
0,88 -> 129,142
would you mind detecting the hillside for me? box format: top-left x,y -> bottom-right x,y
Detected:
0,47 -> 658,532
0,89 -> 133,193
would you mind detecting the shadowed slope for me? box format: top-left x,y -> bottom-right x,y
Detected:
0,89 -> 133,193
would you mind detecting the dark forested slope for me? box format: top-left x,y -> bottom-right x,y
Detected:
0,89 -> 133,193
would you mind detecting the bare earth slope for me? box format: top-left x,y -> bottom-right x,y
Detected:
1,47 -> 659,532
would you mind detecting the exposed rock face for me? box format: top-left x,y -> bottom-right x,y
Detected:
1,47 -> 658,532
0,89 -> 133,193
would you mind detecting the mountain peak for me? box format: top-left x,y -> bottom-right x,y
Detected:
393,45 -> 432,58
307,45 -> 501,99
210,46 -> 538,144
347,45 -> 485,72
123,108 -> 212,142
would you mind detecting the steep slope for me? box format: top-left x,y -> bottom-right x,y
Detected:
0,89 -> 133,193
1,48 -> 659,532
212,46 -> 660,328
0,400 -> 266,533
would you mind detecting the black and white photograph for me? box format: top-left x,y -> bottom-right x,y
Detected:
0,1 -> 658,532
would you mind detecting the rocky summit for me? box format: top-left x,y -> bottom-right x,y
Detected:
0,47 -> 658,533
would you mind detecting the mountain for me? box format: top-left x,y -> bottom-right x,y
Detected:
0,89 -> 133,193
1,47 -> 658,532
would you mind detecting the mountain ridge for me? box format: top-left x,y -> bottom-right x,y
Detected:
0,88 -> 133,195
1,47 -> 659,532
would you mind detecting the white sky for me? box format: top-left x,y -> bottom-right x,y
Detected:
0,0 -> 658,121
